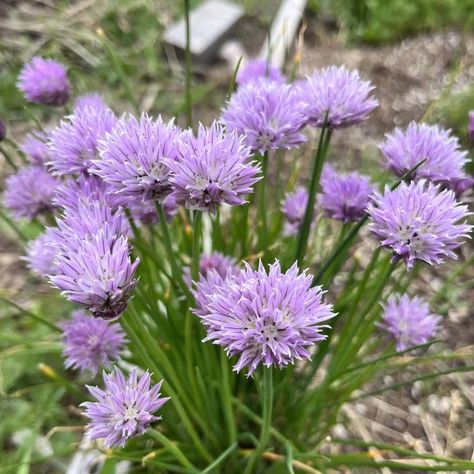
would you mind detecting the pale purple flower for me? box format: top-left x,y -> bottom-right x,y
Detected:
193,260 -> 335,375
380,123 -> 468,187
93,114 -> 180,202
299,65 -> 378,129
74,93 -> 107,111
281,187 -> 314,236
222,79 -> 306,153
81,368 -> 169,448
23,228 -> 58,278
21,132 -> 50,166
127,194 -> 178,226
48,106 -> 117,175
184,252 -> 239,285
320,165 -> 374,222
379,294 -> 441,351
3,166 -> 58,220
165,122 -> 260,214
468,111 -> 474,141
49,201 -> 137,319
61,311 -> 127,376
17,57 -> 70,106
236,58 -> 285,86
368,180 -> 472,270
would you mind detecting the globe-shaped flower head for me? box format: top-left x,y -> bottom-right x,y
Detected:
379,294 -> 441,351
165,121 -> 261,214
61,311 -> 127,376
193,260 -> 335,375
184,252 -> 239,285
320,164 -> 374,222
368,180 -> 471,270
281,187 -> 316,236
74,93 -> 107,111
49,106 -> 117,175
23,228 -> 58,278
21,132 -> 50,166
380,122 -> 469,188
236,58 -> 285,86
222,79 -> 306,153
299,65 -> 378,129
18,57 -> 71,106
3,166 -> 58,220
81,368 -> 169,448
93,114 -> 181,202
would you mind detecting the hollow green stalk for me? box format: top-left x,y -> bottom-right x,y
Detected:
183,0 -> 192,127
256,151 -> 269,251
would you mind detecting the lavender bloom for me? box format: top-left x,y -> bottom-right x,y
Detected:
468,111 -> 474,141
0,120 -> 6,141
193,260 -> 335,375
23,228 -> 58,278
3,166 -> 58,220
49,106 -> 117,175
236,58 -> 285,86
165,122 -> 261,214
17,57 -> 70,106
379,294 -> 441,351
93,114 -> 180,202
368,180 -> 472,270
21,132 -> 50,166
61,311 -> 126,376
222,79 -> 306,153
281,187 -> 313,236
299,65 -> 378,129
380,123 -> 468,187
127,194 -> 178,226
74,93 -> 107,111
81,368 -> 169,448
320,165 -> 374,222
184,252 -> 239,285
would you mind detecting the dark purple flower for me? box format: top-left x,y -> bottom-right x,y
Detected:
61,311 -> 127,376
74,93 -> 107,111
320,164 -> 374,222
222,79 -> 306,153
3,166 -> 58,220
379,294 -> 441,351
48,106 -> 117,175
165,122 -> 261,214
81,368 -> 169,448
299,65 -> 378,129
380,122 -> 468,187
368,180 -> 472,270
21,132 -> 50,166
281,187 -> 314,236
0,120 -> 6,141
193,260 -> 335,375
17,57 -> 71,106
93,114 -> 180,202
23,228 -> 58,278
468,111 -> 474,141
184,252 -> 239,285
236,58 -> 285,86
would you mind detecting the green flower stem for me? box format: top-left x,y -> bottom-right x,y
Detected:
201,442 -> 238,474
295,123 -> 332,265
149,429 -> 196,470
0,208 -> 27,242
256,151 -> 269,252
220,351 -> 237,446
191,211 -> 202,281
244,367 -> 274,474
183,0 -> 192,127
0,144 -> 18,170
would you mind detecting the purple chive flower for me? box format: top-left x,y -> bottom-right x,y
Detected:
49,106 -> 117,175
81,368 -> 169,448
299,65 -> 378,129
74,93 -> 107,111
61,311 -> 127,376
281,187 -> 315,236
93,114 -> 181,202
49,201 -> 137,319
193,260 -> 335,375
3,166 -> 58,220
165,122 -> 261,214
468,111 -> 474,141
23,228 -> 58,278
21,132 -> 50,166
320,164 -> 374,222
381,123 -> 468,187
184,252 -> 239,285
222,79 -> 306,153
236,58 -> 286,86
127,194 -> 178,226
379,294 -> 441,351
17,57 -> 71,106
368,180 -> 472,270
0,120 -> 6,141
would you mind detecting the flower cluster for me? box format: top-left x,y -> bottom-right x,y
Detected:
23,228 -> 58,278
74,93 -> 107,111
21,132 -> 50,166
82,368 -> 169,448
368,180 -> 471,269
193,261 -> 335,375
236,58 -> 285,86
184,252 -> 239,284
281,187 -> 313,236
379,294 -> 441,351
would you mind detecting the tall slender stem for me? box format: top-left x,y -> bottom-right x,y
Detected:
244,367 -> 273,474
149,429 -> 196,469
183,0 -> 193,127
191,211 -> 202,281
0,144 -> 18,171
256,151 -> 269,252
